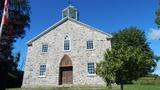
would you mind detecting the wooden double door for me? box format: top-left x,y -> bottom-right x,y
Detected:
59,66 -> 73,85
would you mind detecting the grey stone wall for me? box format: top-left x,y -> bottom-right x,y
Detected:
22,20 -> 111,87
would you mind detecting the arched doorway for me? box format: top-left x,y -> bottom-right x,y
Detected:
59,55 -> 73,85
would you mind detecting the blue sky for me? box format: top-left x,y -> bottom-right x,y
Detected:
13,0 -> 160,75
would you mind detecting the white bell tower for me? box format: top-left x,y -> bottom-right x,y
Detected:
62,4 -> 79,20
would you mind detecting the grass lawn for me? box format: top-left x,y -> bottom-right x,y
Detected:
6,85 -> 160,90
124,85 -> 160,90
6,87 -> 108,90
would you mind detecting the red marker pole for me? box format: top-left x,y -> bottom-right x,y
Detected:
0,0 -> 8,39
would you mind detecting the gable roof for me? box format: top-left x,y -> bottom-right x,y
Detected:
27,17 -> 112,45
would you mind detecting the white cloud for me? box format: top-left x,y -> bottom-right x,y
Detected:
148,28 -> 160,40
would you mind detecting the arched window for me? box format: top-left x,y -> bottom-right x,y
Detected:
64,35 -> 70,51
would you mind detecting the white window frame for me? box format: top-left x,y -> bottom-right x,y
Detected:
63,35 -> 71,51
39,64 -> 46,77
41,44 -> 48,53
87,63 -> 96,75
86,40 -> 94,50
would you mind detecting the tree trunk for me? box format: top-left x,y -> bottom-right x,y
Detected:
106,79 -> 112,89
120,79 -> 124,90
0,61 -> 8,90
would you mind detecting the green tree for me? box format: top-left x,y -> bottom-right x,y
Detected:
96,49 -> 122,88
8,52 -> 21,72
96,27 -> 156,90
155,9 -> 160,28
0,0 -> 30,89
155,0 -> 160,28
154,55 -> 160,61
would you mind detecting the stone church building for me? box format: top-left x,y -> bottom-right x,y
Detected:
22,5 -> 112,87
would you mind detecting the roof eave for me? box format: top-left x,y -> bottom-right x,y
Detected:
27,17 -> 69,45
68,18 -> 113,38
27,17 -> 112,45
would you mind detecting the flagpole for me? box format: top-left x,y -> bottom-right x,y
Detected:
0,0 -> 8,39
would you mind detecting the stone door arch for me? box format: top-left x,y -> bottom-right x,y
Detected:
59,55 -> 73,85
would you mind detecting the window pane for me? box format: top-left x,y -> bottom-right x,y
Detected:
69,7 -> 76,19
39,65 -> 46,76
42,44 -> 48,52
63,10 -> 68,18
87,40 -> 93,49
88,63 -> 95,74
64,40 -> 70,50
